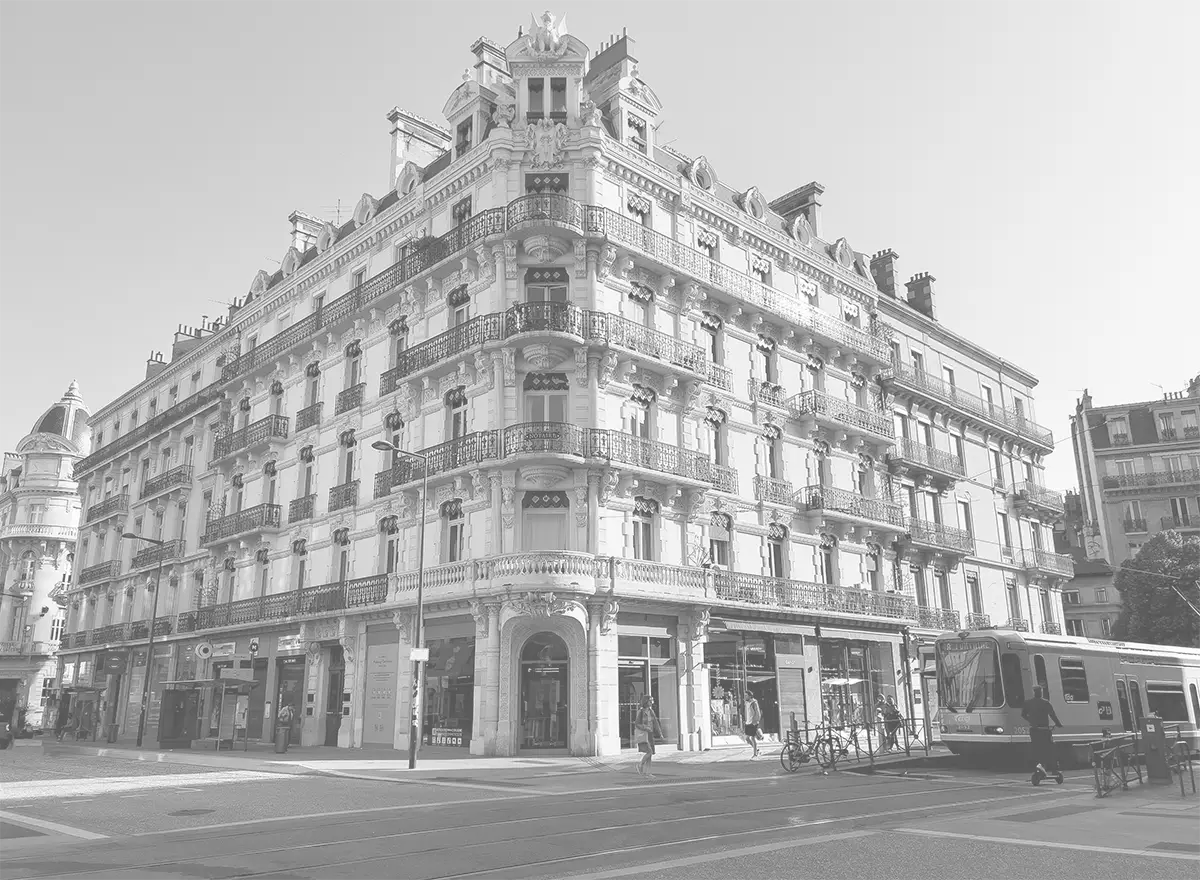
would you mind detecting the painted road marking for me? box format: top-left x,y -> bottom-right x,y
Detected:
0,771 -> 293,803
893,828 -> 1200,861
0,810 -> 107,841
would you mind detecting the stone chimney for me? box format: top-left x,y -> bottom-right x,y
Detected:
145,351 -> 168,381
1187,374 -> 1200,398
869,250 -> 900,298
904,273 -> 937,321
171,324 -> 204,362
289,210 -> 322,251
387,108 -> 451,192
768,182 -> 824,238
470,36 -> 509,87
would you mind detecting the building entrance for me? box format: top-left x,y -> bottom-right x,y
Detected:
519,632 -> 568,749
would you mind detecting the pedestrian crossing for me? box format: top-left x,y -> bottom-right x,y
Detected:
0,770 -> 292,803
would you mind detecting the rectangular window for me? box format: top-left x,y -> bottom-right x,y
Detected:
1108,417 -> 1129,444
632,509 -> 653,561
352,268 -> 366,289
455,118 -> 473,157
452,197 -> 472,226
991,449 -> 1005,487
998,512 -> 1012,550
936,570 -> 952,608
148,398 -> 158,417
384,534 -> 399,574
1169,497 -> 1191,525
527,78 -> 544,118
942,366 -> 955,388
981,384 -> 994,413
338,549 -> 350,582
295,557 -> 307,590
1033,654 -> 1050,697
446,515 -> 465,563
1066,619 -> 1085,637
769,539 -> 786,579
314,292 -> 325,312
1058,658 -> 1089,703
259,564 -> 270,597
1146,684 -> 1189,722
911,352 -> 924,375
912,567 -> 928,606
1064,590 -> 1080,605
1101,617 -> 1112,637
549,77 -> 567,119
1001,653 -> 1025,707
967,573 -> 983,614
1095,588 -> 1108,603
958,500 -> 973,536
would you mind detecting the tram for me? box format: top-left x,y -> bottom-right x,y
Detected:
934,628 -> 1200,763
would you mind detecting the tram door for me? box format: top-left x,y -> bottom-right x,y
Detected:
1114,675 -> 1143,733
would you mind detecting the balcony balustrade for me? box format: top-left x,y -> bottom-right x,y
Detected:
502,422 -> 586,457
296,402 -> 323,432
1013,481 -> 1066,519
328,480 -> 359,513
799,485 -> 906,529
886,437 -> 965,488
131,539 -> 185,570
786,390 -> 894,443
129,618 -> 173,639
1040,621 -> 1063,635
211,415 -> 289,463
506,192 -> 586,233
706,362 -> 733,392
902,518 -> 976,555
1160,427 -> 1178,441
1185,426 -> 1200,439
1123,517 -> 1148,533
182,575 -> 390,631
140,465 -> 193,500
884,361 -> 1053,451
1006,618 -> 1031,632
710,464 -> 739,494
966,612 -> 992,629
711,570 -> 917,621
373,470 -> 394,500
0,523 -> 79,543
289,494 -> 316,523
1161,515 -> 1199,531
754,475 -> 794,505
748,380 -> 788,408
94,622 -> 130,644
85,494 -> 129,524
589,430 -> 714,482
79,560 -> 121,586
383,313 -> 504,388
916,606 -> 961,630
1019,548 -> 1075,579
334,383 -> 366,415
202,503 -> 282,545
1102,468 -> 1200,491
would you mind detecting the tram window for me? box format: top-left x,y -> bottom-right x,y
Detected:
1000,653 -> 1025,708
1146,684 -> 1189,722
1191,684 -> 1200,723
1129,681 -> 1144,723
1116,680 -> 1133,731
1058,658 -> 1090,703
1033,655 -> 1050,698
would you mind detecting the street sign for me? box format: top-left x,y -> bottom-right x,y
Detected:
249,638 -> 260,655
410,648 -> 430,662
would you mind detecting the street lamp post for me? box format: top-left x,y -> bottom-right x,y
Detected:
372,440 -> 428,769
120,527 -> 167,749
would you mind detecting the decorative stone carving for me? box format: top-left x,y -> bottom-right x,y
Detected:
597,352 -> 619,388
501,485 -> 515,531
692,607 -> 711,641
499,348 -> 517,386
830,237 -> 855,269
522,234 -> 570,263
573,239 -> 588,278
392,610 -> 414,643
596,244 -> 618,281
680,155 -> 716,191
789,214 -> 814,246
573,346 -> 589,387
523,11 -> 570,57
580,94 -> 603,127
598,469 -> 621,504
596,598 -> 619,635
507,591 -> 574,618
525,118 -> 569,168
503,240 -> 518,280
573,485 -> 588,529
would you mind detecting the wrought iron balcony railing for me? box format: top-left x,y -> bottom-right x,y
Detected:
1040,621 -> 1063,635
1123,517 -> 1147,533
1161,515 -> 1198,530
966,612 -> 992,629
710,465 -> 738,494
707,362 -> 733,391
202,503 -> 282,545
786,390 -> 894,440
374,470 -> 394,500
916,606 -> 961,630
711,570 -> 916,621
334,383 -> 366,415
754,475 -> 794,505
1102,468 -> 1200,490
589,430 -> 714,482
141,465 -> 193,499
78,560 -> 120,586
129,618 -> 173,639
1160,427 -> 1178,441
289,494 -> 316,523
211,415 -> 288,462
1013,481 -> 1066,517
1019,548 -> 1075,579
887,437 -> 965,479
903,518 -> 976,554
131,539 -> 185,570
1005,618 -> 1030,632
328,480 -> 359,513
296,401 -> 323,432
799,485 -> 906,528
85,494 -> 129,524
502,422 -> 586,457
384,313 -> 504,387
749,380 -> 788,408
1185,425 -> 1200,439
885,361 -> 1053,450
182,574 -> 390,631
507,192 -> 586,231
94,622 -> 130,644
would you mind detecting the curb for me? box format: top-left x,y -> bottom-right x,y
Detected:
40,740 -> 316,776
842,751 -> 959,775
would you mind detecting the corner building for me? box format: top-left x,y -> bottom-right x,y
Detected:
58,18 -> 1073,755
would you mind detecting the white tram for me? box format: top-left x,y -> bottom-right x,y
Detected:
934,629 -> 1200,762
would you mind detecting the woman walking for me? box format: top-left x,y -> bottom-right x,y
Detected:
633,695 -> 662,777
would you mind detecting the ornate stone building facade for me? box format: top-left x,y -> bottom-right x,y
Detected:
57,17 -> 1071,754
1,381 -> 88,729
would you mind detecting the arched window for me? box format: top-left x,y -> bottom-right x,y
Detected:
521,631 -> 569,664
632,497 -> 658,561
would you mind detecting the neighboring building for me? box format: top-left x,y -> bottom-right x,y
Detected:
0,381 -> 89,729
56,16 -> 1071,755
1055,491 -> 1119,639
1070,377 -> 1200,565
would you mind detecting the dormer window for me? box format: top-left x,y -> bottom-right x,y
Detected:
627,113 -> 647,154
455,118 -> 473,158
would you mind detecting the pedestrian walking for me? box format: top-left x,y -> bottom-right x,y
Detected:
633,695 -> 662,777
53,698 -> 70,742
744,693 -> 763,757
881,695 -> 902,750
1021,685 -> 1064,784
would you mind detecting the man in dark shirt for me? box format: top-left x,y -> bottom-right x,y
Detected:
1021,686 -> 1063,775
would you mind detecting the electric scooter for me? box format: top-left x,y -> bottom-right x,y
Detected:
1031,762 -> 1065,786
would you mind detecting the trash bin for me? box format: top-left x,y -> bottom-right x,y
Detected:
274,727 -> 289,754
106,723 -> 119,744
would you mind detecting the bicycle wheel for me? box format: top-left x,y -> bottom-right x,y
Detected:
815,737 -> 841,769
780,742 -> 804,773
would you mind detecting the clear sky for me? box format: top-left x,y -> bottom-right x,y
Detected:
2,1 -> 1197,492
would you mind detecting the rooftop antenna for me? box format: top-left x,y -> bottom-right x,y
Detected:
318,199 -> 348,225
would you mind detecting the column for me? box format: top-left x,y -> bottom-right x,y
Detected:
392,610 -> 416,753
470,602 -> 500,755
337,620 -> 364,749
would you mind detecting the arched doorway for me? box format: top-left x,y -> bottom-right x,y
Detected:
519,632 -> 569,749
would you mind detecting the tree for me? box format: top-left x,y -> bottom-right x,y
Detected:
1112,531 -> 1200,647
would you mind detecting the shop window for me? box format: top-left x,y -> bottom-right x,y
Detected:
706,633 -> 782,737
1058,658 -> 1089,703
618,633 -> 677,748
442,499 -> 465,563
425,637 -> 477,747
632,497 -> 657,561
522,491 -> 569,551
1000,652 -> 1026,707
820,640 -> 897,728
1146,684 -> 1189,722
523,372 -> 569,422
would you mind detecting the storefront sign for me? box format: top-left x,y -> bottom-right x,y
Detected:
212,642 -> 237,657
220,667 -> 255,682
363,630 -> 399,747
277,635 -> 304,654
103,654 -> 127,675
431,727 -> 464,747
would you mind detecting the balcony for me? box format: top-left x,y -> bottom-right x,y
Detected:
373,471 -> 394,500
1110,433 -> 1131,446
748,380 -> 788,409
0,523 -> 78,543
711,570 -> 916,621
201,503 -> 282,546
1123,517 -> 1148,533
328,480 -> 359,513
1040,621 -> 1063,635
296,402 -> 323,432
966,612 -> 992,629
506,192 -> 586,236
94,622 -> 131,644
211,415 -> 289,464
900,518 -> 976,557
799,485 -> 906,530
1160,427 -> 1178,441
1005,618 -> 1031,632
883,361 -> 1053,452
85,494 -> 129,524
706,362 -> 733,392
179,575 -> 390,631
1013,481 -> 1066,520
590,430 -> 715,484
0,640 -> 56,656
131,539 -> 185,571
289,494 -> 316,523
754,476 -> 794,505
916,606 -> 961,630
79,560 -> 121,586
1020,548 -> 1075,580
1103,468 -> 1200,492
786,390 -> 894,448
128,618 -> 172,639
335,383 -> 366,415
383,313 -> 504,388
886,437 -> 966,490
1161,515 -> 1200,532
141,465 -> 192,500
1185,426 -> 1200,440
502,422 -> 586,458
391,431 -> 498,485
